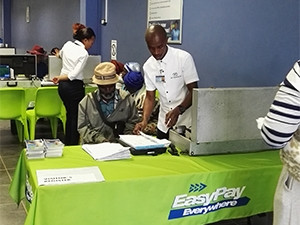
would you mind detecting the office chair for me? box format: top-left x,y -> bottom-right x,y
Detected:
26,87 -> 65,140
0,88 -> 29,142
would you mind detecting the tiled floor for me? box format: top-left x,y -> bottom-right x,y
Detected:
0,119 -> 273,225
0,120 -> 27,225
0,119 -> 65,225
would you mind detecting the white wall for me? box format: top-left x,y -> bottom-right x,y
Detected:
11,0 -> 80,54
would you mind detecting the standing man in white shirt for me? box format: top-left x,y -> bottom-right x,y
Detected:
134,24 -> 199,139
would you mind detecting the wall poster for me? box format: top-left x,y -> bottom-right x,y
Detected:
147,0 -> 183,44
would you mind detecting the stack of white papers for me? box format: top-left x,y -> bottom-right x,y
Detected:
36,166 -> 105,186
82,143 -> 131,161
25,139 -> 45,159
119,132 -> 171,150
44,139 -> 64,158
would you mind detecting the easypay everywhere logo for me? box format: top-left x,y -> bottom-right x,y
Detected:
168,183 -> 250,220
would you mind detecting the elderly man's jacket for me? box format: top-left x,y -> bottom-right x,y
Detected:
78,89 -> 140,144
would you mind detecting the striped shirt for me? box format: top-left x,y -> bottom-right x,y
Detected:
261,60 -> 300,180
261,60 -> 300,148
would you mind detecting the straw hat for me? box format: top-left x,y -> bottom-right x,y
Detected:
92,62 -> 119,85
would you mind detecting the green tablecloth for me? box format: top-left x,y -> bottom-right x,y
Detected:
9,146 -> 282,225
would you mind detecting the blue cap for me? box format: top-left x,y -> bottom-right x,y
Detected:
123,71 -> 144,94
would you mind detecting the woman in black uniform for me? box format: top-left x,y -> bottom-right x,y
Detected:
52,25 -> 95,145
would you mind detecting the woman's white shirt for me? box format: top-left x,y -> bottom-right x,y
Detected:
59,40 -> 88,81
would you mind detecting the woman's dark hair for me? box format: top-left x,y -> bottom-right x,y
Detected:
73,27 -> 96,41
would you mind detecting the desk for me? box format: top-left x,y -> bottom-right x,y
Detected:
9,147 -> 282,225
0,82 -> 96,111
0,47 -> 16,55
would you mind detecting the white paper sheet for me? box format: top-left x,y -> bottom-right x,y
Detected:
82,143 -> 131,161
36,166 -> 105,186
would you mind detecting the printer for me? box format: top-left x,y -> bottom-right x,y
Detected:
170,87 -> 279,155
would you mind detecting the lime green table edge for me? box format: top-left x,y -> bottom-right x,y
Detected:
9,147 -> 282,225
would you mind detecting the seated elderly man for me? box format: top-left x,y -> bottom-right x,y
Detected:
78,62 -> 139,144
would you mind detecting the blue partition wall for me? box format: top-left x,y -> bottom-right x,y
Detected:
85,0 -> 102,55
3,0 -> 300,88
95,0 -> 299,88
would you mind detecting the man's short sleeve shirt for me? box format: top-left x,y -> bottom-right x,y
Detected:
143,46 -> 199,132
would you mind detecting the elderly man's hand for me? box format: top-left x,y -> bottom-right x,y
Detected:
133,121 -> 148,135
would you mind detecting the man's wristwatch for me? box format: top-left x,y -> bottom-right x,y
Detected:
177,105 -> 186,115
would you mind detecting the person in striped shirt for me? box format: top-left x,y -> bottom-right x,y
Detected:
260,60 -> 300,225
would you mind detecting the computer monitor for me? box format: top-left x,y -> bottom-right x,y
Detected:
48,55 -> 101,83
0,65 -> 11,80
48,56 -> 62,79
0,55 -> 36,78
